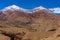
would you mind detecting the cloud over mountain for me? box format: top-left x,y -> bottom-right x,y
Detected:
49,7 -> 60,13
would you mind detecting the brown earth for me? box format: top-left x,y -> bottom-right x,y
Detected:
0,9 -> 60,40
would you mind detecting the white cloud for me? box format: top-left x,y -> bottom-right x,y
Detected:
49,7 -> 60,13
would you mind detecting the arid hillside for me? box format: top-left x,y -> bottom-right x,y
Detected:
0,6 -> 60,40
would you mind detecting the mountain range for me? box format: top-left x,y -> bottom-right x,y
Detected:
0,5 -> 60,40
1,5 -> 60,15
2,5 -> 60,13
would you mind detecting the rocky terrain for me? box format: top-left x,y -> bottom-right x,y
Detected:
0,5 -> 60,40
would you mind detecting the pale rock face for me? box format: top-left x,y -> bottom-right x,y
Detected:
0,34 -> 10,40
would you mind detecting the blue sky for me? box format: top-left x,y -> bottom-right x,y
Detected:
0,0 -> 60,9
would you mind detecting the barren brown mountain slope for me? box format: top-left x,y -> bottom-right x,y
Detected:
0,9 -> 60,40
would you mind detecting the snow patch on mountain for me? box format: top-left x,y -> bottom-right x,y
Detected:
1,5 -> 60,14
33,6 -> 46,10
32,6 -> 46,12
2,5 -> 29,12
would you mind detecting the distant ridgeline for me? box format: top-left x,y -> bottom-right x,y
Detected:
1,5 -> 60,16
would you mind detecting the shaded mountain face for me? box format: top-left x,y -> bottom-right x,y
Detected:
0,5 -> 60,40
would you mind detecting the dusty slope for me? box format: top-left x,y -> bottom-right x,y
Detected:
0,9 -> 60,40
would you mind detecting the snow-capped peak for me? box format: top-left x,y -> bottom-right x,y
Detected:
32,6 -> 46,12
6,5 -> 21,10
2,5 -> 60,14
2,5 -> 28,12
33,6 -> 46,10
